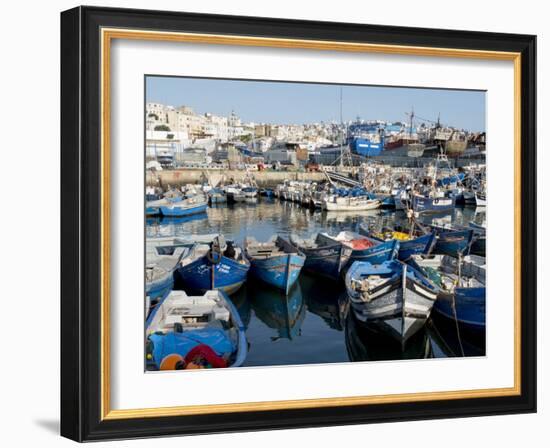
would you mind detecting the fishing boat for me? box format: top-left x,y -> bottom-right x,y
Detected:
145,290 -> 247,369
224,186 -> 246,203
244,236 -> 305,294
159,195 -> 208,217
468,221 -> 486,256
430,225 -> 474,257
290,232 -> 347,280
475,191 -> 487,207
146,240 -> 190,301
376,194 -> 396,208
358,223 -> 436,261
175,235 -> 250,295
323,195 -> 381,212
320,231 -> 400,270
411,193 -> 455,215
260,188 -> 274,198
345,260 -> 438,344
409,254 -> 486,333
242,186 -> 258,199
146,197 -> 169,216
208,188 -> 226,204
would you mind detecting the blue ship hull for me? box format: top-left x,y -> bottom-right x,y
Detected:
412,195 -> 455,214
160,202 -> 208,217
377,195 -> 396,208
249,253 -> 305,295
397,233 -> 436,261
350,137 -> 384,157
176,255 -> 250,295
345,239 -> 400,268
358,225 -> 435,261
434,287 -> 486,332
301,245 -> 345,280
433,228 -> 474,256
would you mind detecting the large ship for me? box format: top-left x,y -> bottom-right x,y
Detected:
386,109 -> 425,156
444,130 -> 468,157
348,135 -> 384,157
347,121 -> 385,157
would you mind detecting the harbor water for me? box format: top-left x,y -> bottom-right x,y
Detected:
146,199 -> 486,367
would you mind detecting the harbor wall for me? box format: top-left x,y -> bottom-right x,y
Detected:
147,169 -> 326,188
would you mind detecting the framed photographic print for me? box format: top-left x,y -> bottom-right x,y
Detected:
60,6 -> 537,442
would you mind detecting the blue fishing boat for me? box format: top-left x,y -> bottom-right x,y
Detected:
408,254 -> 486,333
430,226 -> 474,257
358,223 -> 435,261
175,235 -> 250,295
146,290 -> 247,370
290,233 -> 346,280
146,198 -> 168,216
260,188 -> 275,198
376,194 -> 396,208
345,260 -> 438,344
411,194 -> 455,214
244,236 -> 305,294
159,195 -> 208,217
146,192 -> 185,216
320,231 -> 400,271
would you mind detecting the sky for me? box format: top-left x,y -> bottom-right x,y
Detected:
146,76 -> 486,132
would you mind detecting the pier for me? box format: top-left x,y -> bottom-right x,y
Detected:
147,169 -> 326,188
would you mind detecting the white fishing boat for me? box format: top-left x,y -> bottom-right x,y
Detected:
323,195 -> 381,211
223,185 -> 246,202
475,191 -> 487,207
145,240 -> 189,301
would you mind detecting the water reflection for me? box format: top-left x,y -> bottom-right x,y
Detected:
248,280 -> 306,341
146,199 -> 485,367
345,311 -> 434,362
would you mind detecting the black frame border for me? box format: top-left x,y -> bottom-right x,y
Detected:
61,6 -> 536,442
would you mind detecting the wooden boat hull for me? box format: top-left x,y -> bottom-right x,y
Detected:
412,195 -> 455,214
412,195 -> 455,213
299,244 -> 345,280
176,255 -> 250,295
344,239 -> 400,269
249,253 -> 305,294
159,202 -> 208,217
324,198 -> 381,211
434,287 -> 486,333
346,262 -> 438,344
432,228 -> 474,256
358,225 -> 435,261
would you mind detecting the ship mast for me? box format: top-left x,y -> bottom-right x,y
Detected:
409,106 -> 414,138
339,86 -> 343,169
